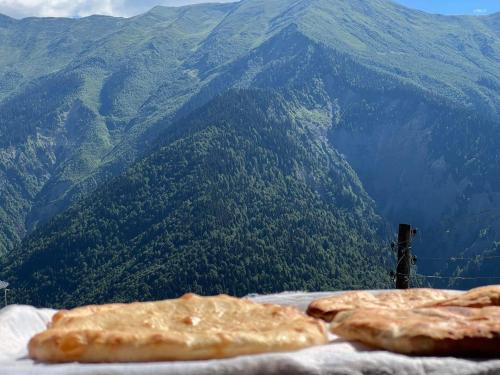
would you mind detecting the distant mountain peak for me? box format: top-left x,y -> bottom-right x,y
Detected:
0,0 -> 498,295
147,2 -> 238,12
0,13 -> 15,25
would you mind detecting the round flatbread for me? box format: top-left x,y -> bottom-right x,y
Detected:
307,291 -> 380,322
307,289 -> 452,322
425,285 -> 500,308
29,293 -> 328,363
331,306 -> 500,356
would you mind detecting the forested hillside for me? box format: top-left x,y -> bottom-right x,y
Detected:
1,90 -> 390,307
0,0 -> 499,302
1,0 -> 499,255
0,3 -> 237,252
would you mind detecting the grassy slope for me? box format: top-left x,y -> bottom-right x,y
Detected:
298,0 -> 499,115
0,4 -> 236,252
0,0 -> 499,287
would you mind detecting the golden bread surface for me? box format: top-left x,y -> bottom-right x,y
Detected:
29,294 -> 328,363
425,285 -> 500,308
307,289 -> 452,322
307,291 -> 380,321
331,306 -> 500,356
377,288 -> 453,307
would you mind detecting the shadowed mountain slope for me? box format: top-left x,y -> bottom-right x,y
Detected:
0,0 -> 499,290
2,90 -> 390,307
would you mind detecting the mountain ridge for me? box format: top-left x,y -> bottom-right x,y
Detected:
1,89 -> 390,307
0,0 -> 499,294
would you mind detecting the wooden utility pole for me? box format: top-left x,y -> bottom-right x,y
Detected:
396,224 -> 412,289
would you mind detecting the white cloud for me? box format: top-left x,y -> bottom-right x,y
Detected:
473,8 -> 488,15
0,0 -> 119,18
0,0 -> 237,19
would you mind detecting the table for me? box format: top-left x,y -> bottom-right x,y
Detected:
1,291 -> 498,374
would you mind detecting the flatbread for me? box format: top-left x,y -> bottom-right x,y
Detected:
331,306 -> 500,356
307,291 -> 380,322
377,288 -> 453,307
307,289 -> 452,322
29,293 -> 328,363
425,285 -> 500,308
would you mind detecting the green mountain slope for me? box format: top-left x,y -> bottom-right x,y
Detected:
331,83 -> 500,280
0,14 -> 122,100
0,3 -> 238,252
177,23 -> 500,286
1,0 -> 498,256
0,0 -> 499,289
186,0 -> 500,114
297,0 -> 500,115
2,90 -> 390,308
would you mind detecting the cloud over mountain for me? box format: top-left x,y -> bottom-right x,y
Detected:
473,8 -> 488,15
0,0 -> 236,18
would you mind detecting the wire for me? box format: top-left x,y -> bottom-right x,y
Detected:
397,273 -> 500,280
417,274 -> 500,280
390,222 -> 500,287
395,252 -> 406,269
411,268 -> 422,288
417,255 -> 500,261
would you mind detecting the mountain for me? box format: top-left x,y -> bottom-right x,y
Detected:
331,81 -> 500,281
1,90 -> 390,308
0,0 -> 499,299
1,0 -> 499,254
0,3 -> 236,252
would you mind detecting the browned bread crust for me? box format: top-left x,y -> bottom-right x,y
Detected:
331,306 -> 500,356
29,294 -> 328,363
306,291 -> 380,322
307,289 -> 452,322
425,285 -> 500,308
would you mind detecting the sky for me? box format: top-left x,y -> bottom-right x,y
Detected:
0,0 -> 235,18
0,0 -> 498,19
392,0 -> 499,16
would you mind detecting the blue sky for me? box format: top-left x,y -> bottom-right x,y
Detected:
0,0 -> 498,19
393,0 -> 499,15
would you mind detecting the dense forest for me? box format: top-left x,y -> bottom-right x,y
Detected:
0,0 -> 499,306
1,90 -> 390,307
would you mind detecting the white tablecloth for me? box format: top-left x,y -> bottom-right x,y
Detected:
1,291 -> 499,374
